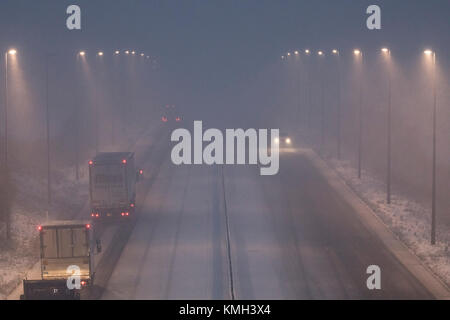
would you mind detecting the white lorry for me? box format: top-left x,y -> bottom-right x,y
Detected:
89,152 -> 142,220
21,220 -> 100,300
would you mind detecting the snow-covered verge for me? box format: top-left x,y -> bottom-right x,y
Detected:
0,167 -> 88,299
325,156 -> 450,288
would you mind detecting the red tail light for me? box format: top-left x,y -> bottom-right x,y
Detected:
139,169 -> 143,175
37,225 -> 42,232
121,212 -> 125,216
86,224 -> 91,229
81,280 -> 87,286
88,160 -> 93,165
161,116 -> 168,122
130,203 -> 135,208
125,212 -> 129,216
122,159 -> 127,164
176,117 -> 181,122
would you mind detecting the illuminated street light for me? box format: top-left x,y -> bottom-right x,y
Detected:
98,51 -> 104,56
305,49 -> 310,54
125,50 -> 130,55
79,51 -> 86,56
115,50 -> 120,55
332,48 -> 341,159
287,52 -> 291,56
140,53 -> 145,57
424,49 -> 437,245
317,51 -> 323,56
381,47 -> 392,204
281,55 -> 285,60
131,51 -> 136,55
353,49 -> 363,178
294,51 -> 299,55
8,49 -> 17,55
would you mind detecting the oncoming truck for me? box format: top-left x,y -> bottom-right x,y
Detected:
89,152 -> 142,220
21,220 -> 100,300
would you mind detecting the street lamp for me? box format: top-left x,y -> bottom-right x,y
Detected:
3,48 -> 17,241
98,51 -> 104,57
4,49 -> 17,168
332,49 -> 341,159
354,49 -> 363,179
115,50 -> 120,55
424,49 -> 437,245
381,48 -> 392,204
317,51 -> 325,153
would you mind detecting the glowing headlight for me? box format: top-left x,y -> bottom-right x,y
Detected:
286,138 -> 291,144
274,138 -> 280,144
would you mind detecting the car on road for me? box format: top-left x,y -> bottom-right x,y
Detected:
162,104 -> 182,123
274,132 -> 293,148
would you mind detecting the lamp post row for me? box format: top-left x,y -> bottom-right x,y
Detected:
282,47 -> 438,245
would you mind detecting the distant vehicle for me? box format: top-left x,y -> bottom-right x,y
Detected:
274,132 -> 293,148
162,104 -> 182,123
88,152 -> 142,220
21,220 -> 101,300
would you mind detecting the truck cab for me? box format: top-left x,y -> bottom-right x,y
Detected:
21,220 -> 98,300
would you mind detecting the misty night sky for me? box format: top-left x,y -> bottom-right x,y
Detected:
0,0 -> 449,120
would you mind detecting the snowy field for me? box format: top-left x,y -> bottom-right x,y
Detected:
0,167 -> 88,299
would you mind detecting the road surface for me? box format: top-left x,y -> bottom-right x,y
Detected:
101,142 -> 434,299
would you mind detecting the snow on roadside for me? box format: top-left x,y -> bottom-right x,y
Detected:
327,156 -> 450,287
0,167 -> 88,299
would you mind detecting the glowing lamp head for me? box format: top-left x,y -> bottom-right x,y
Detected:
381,48 -> 389,53
79,51 -> 86,57
141,53 -> 145,57
287,52 -> 291,56
8,49 -> 17,55
274,137 -> 280,145
115,51 -> 120,55
332,49 -> 338,54
318,51 -> 323,56
98,52 -> 104,56
125,50 -> 130,55
131,51 -> 136,55
294,51 -> 299,55
286,138 -> 291,144
305,49 -> 310,54
424,50 -> 433,56
354,49 -> 361,56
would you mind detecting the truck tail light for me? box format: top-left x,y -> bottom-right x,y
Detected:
139,169 -> 143,175
122,159 -> 127,164
37,225 -> 42,232
125,212 -> 129,216
130,203 -> 135,208
81,280 -> 87,286
86,224 -> 91,229
121,212 -> 125,216
88,160 -> 93,165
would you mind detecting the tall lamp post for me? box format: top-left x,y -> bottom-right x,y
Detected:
425,49 -> 437,245
317,51 -> 325,153
354,49 -> 363,179
332,49 -> 341,159
95,51 -> 104,154
3,49 -> 16,241
4,49 -> 16,169
381,48 -> 392,204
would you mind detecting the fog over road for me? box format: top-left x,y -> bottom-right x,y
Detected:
102,140 -> 433,300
